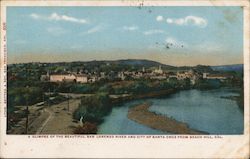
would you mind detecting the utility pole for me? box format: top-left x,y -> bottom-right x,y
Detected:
25,66 -> 29,134
25,104 -> 29,134
25,85 -> 29,134
43,93 -> 45,105
67,87 -> 70,111
48,88 -> 50,107
67,94 -> 69,111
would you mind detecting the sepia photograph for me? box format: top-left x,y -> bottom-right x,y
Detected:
1,0 -> 249,158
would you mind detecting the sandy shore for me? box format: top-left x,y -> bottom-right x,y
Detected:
128,102 -> 208,135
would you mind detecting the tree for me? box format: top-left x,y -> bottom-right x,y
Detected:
73,122 -> 97,134
98,84 -> 113,93
168,77 -> 178,88
73,93 -> 111,123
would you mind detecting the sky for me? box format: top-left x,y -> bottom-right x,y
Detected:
7,6 -> 243,66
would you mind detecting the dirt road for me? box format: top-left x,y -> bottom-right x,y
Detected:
34,99 -> 81,134
35,108 -> 54,134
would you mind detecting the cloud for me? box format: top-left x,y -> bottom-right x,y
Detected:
166,16 -> 207,28
156,15 -> 207,28
165,37 -> 177,44
143,29 -> 166,35
86,25 -> 103,34
30,13 -> 40,19
80,24 -> 105,35
156,15 -> 164,22
47,27 -> 67,36
30,12 -> 88,24
122,25 -> 139,31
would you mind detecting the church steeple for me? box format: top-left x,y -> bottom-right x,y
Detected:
142,67 -> 145,72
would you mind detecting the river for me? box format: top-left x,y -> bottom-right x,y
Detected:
98,88 -> 243,134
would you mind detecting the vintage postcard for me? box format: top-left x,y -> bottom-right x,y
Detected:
0,0 -> 249,158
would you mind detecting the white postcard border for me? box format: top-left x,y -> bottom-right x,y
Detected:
0,0 -> 249,158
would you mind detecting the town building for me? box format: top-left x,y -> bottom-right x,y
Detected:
50,74 -> 75,82
142,67 -> 145,73
203,73 -> 232,81
75,75 -> 88,83
154,65 -> 163,74
40,72 -> 50,81
150,75 -> 167,80
176,70 -> 194,80
118,72 -> 126,80
45,73 -> 88,83
88,76 -> 98,83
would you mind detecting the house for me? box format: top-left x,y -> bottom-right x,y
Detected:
169,74 -> 177,78
203,73 -> 233,81
49,73 -> 88,83
154,65 -> 163,74
75,75 -> 88,83
40,72 -> 50,81
100,72 -> 106,79
166,72 -> 177,78
190,75 -> 198,85
118,72 -> 126,80
203,73 -> 208,79
40,75 -> 49,81
177,72 -> 188,80
176,70 -> 195,80
150,75 -> 166,80
131,71 -> 144,79
50,74 -> 76,82
88,76 -> 98,83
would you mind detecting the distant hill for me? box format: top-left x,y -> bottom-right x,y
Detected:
80,59 -> 213,72
211,64 -> 243,72
11,59 -> 225,73
113,59 -> 175,69
70,59 -> 176,70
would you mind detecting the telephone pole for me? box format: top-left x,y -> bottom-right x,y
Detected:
67,87 -> 71,111
25,105 -> 29,134
48,88 -> 50,107
25,89 -> 29,134
67,94 -> 69,111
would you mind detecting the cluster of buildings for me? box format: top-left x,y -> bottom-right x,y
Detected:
40,65 -> 233,85
41,72 -> 94,83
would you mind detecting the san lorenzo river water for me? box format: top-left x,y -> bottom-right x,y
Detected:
98,88 -> 243,134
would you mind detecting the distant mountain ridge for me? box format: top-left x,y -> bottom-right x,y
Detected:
211,64 -> 243,72
69,59 -> 176,70
11,59 -> 243,73
112,59 -> 175,69
74,60 -> 243,73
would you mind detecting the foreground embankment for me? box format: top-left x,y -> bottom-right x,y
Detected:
127,102 -> 208,135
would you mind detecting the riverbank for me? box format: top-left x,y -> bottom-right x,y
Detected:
220,88 -> 244,110
127,102 -> 208,134
72,88 -> 178,134
111,89 -> 177,104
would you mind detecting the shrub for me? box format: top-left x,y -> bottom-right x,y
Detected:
73,122 -> 97,134
73,93 -> 111,123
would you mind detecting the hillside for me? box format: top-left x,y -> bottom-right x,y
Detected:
211,64 -> 243,72
9,59 -> 242,74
